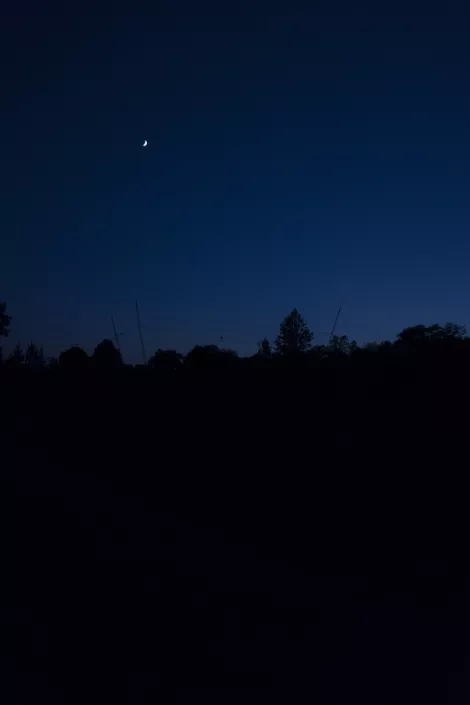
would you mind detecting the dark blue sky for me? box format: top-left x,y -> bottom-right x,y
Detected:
2,1 -> 470,361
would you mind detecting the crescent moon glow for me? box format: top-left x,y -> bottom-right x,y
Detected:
142,140 -> 148,147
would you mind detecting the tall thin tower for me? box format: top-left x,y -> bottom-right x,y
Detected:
329,306 -> 343,343
111,316 -> 124,353
135,300 -> 147,365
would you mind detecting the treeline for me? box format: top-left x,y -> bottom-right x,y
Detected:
1,302 -> 470,372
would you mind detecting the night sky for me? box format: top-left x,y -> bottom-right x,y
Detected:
2,1 -> 470,362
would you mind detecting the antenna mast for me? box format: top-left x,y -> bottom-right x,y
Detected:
329,306 -> 343,343
111,316 -> 124,353
135,300 -> 147,365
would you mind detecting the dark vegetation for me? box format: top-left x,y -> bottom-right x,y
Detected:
5,300 -> 470,703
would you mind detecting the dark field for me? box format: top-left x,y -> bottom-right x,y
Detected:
8,367 -> 470,703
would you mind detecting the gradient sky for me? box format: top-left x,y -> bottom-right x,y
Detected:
2,1 -> 470,361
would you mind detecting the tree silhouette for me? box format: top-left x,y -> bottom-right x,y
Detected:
59,346 -> 89,370
309,344 -> 328,359
6,343 -> 24,367
185,344 -> 239,369
25,341 -> 44,366
216,348 -> 239,368
148,349 -> 183,371
363,341 -> 380,352
92,339 -> 123,369
186,345 -> 220,368
275,309 -> 313,356
0,302 -> 11,338
257,337 -> 272,358
441,322 -> 467,340
329,335 -> 350,355
396,323 -> 467,348
396,324 -> 433,347
4,299 -> 470,376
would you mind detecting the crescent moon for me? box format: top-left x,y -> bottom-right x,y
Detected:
142,140 -> 148,147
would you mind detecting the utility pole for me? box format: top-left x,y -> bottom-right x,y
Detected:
135,300 -> 147,365
329,306 -> 343,343
111,316 -> 124,353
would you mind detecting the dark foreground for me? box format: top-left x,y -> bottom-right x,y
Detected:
8,368 -> 470,703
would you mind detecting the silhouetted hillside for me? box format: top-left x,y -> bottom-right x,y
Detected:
6,308 -> 470,703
